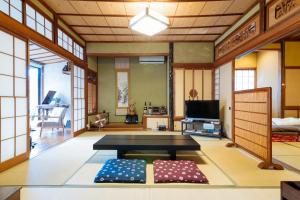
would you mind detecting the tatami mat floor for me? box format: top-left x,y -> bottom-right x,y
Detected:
0,131 -> 299,200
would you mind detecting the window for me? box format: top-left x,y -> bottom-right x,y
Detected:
74,42 -> 84,60
87,70 -> 97,114
58,28 -> 73,53
214,68 -> 220,100
0,0 -> 23,23
25,4 -> 52,40
235,69 -> 255,91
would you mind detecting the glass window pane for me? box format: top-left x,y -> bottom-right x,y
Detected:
45,29 -> 52,40
10,0 -> 22,11
0,0 -> 9,15
36,12 -> 44,25
36,23 -> 44,35
10,7 -> 22,23
26,4 -> 35,18
45,19 -> 52,30
26,16 -> 35,30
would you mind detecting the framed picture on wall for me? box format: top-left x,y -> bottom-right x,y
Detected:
116,69 -> 129,112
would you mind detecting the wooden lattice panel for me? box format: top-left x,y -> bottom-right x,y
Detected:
234,88 -> 271,164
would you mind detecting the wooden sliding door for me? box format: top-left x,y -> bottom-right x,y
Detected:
0,29 -> 29,172
72,65 -> 86,135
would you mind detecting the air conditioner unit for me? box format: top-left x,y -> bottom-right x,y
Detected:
139,56 -> 165,64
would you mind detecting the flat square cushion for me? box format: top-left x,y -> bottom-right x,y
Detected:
94,159 -> 146,183
153,160 -> 208,184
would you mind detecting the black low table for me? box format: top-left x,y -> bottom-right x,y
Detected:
93,135 -> 200,160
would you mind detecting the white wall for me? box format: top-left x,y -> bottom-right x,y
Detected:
220,62 -> 232,138
257,51 -> 281,118
43,62 -> 71,124
219,62 -> 233,139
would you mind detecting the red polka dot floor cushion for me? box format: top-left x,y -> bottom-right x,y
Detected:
153,160 -> 208,184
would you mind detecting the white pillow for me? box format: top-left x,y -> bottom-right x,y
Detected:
272,118 -> 300,126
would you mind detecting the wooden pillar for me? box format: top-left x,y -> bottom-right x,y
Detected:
169,42 -> 174,131
280,40 -> 285,118
259,0 -> 266,33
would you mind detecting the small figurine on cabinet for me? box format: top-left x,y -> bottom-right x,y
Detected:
128,102 -> 137,115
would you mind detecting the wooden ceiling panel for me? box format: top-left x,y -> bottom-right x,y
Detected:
214,15 -> 240,25
171,18 -> 196,27
83,16 -> 108,26
106,17 -> 129,27
225,0 -> 256,14
91,27 -> 113,34
44,0 -> 256,42
200,35 -> 219,40
175,2 -> 205,16
60,16 -> 87,26
168,35 -> 186,41
116,35 -> 134,41
70,1 -> 102,14
193,17 -> 219,26
185,35 -> 204,41
111,28 -> 132,34
82,35 -> 103,41
200,1 -> 232,15
124,2 -> 149,15
97,2 -> 127,15
73,27 -> 94,34
133,35 -> 151,41
168,29 -> 190,34
151,35 -> 169,41
188,28 -> 209,34
149,2 -> 178,16
45,0 -> 77,14
96,35 -> 117,41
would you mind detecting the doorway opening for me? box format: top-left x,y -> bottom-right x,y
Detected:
29,42 -> 72,158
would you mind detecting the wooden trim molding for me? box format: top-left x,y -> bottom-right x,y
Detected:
173,63 -> 214,69
87,53 -> 169,57
215,9 -> 300,67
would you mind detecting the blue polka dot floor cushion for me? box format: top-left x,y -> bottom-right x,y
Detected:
94,159 -> 147,183
153,160 -> 208,184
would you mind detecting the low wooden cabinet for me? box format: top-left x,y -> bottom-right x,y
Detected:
281,181 -> 300,200
143,115 -> 169,130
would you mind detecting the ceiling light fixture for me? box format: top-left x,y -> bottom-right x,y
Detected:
129,7 -> 169,36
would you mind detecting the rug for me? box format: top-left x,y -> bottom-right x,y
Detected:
272,134 -> 299,142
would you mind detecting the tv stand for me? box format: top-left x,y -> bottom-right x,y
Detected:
181,118 -> 222,139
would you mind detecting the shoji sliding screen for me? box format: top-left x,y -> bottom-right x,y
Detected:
73,65 -> 86,134
0,29 -> 28,172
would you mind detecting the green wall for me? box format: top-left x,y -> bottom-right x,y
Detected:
98,57 -> 167,122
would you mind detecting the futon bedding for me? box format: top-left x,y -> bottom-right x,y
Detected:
153,160 -> 208,184
94,159 -> 146,183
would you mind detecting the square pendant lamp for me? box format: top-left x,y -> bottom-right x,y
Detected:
129,7 -> 169,36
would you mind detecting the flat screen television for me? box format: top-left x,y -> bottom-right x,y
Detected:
185,100 -> 219,120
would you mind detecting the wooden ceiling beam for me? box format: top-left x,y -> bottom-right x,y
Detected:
81,33 -> 221,36
85,40 -> 215,44
58,13 -> 243,18
68,0 -> 232,2
71,25 -> 230,29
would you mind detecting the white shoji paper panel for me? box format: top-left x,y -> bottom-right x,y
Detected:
1,97 -> 14,118
0,53 -> 13,75
1,138 -> 14,162
1,117 -> 15,140
16,135 -> 27,156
